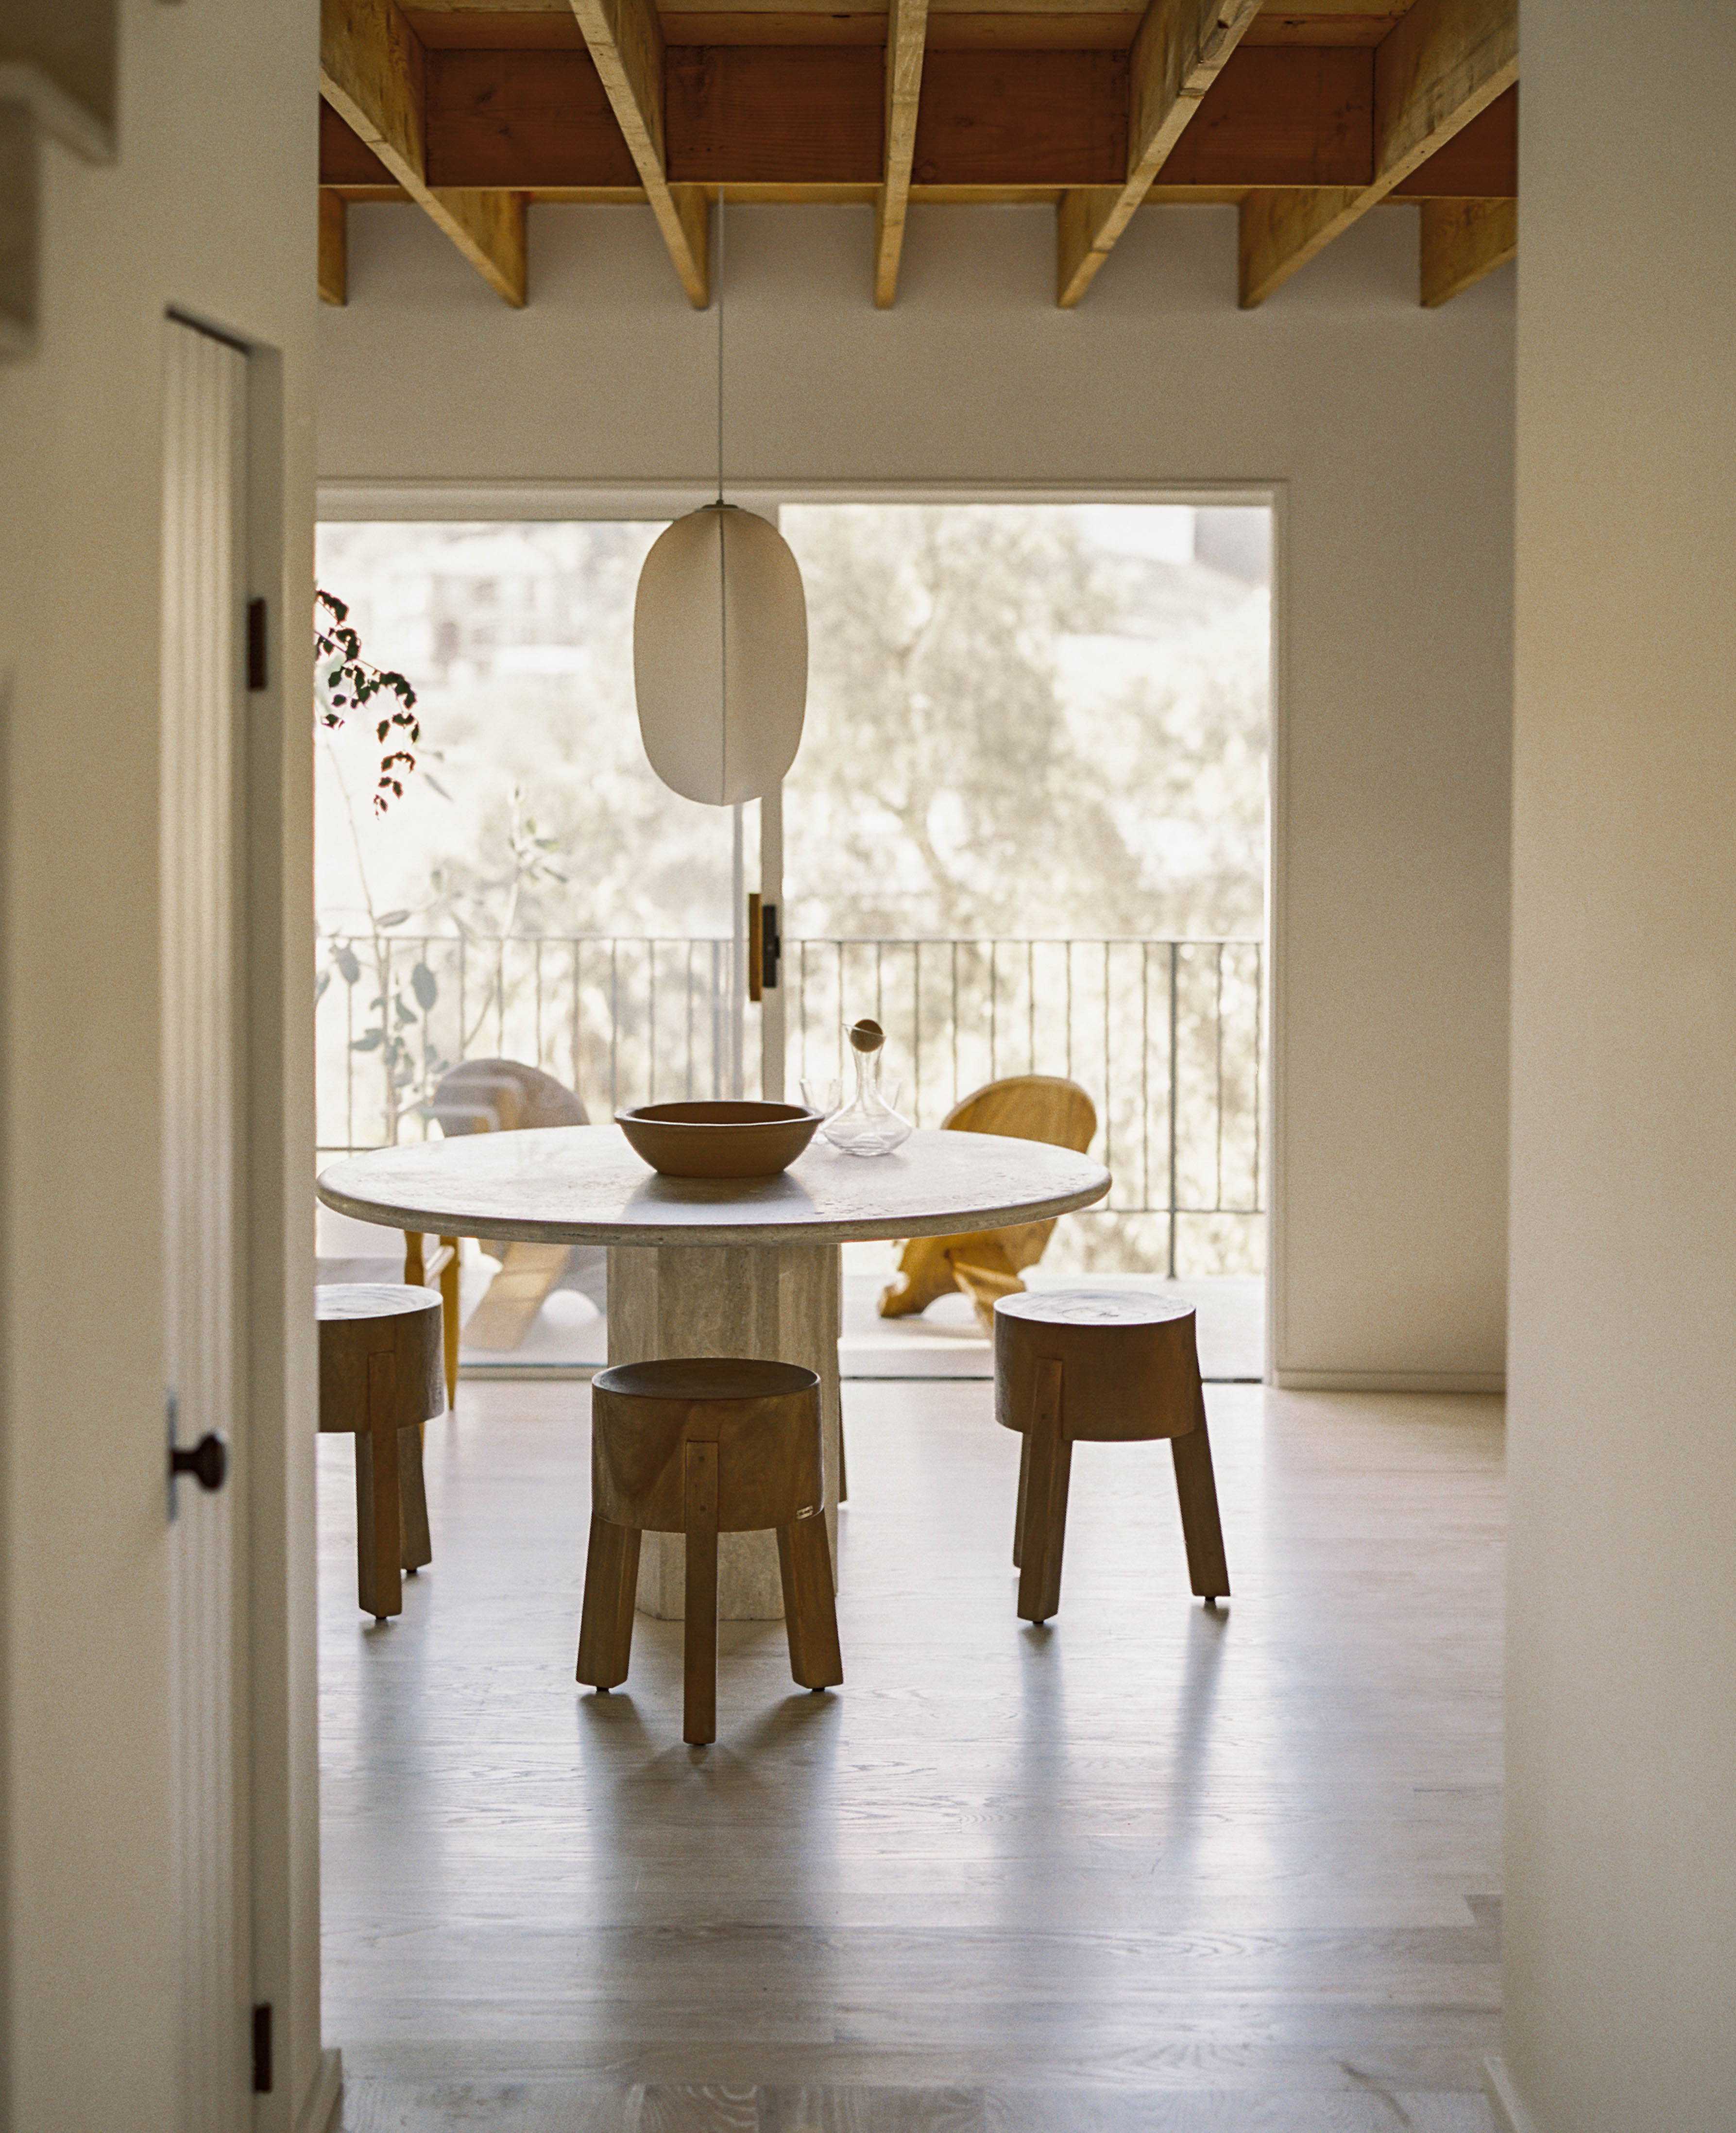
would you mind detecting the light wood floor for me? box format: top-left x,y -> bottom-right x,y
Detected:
320,1376 -> 1504,2132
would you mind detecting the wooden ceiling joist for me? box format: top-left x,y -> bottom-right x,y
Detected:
1056,0 -> 1262,307
318,3 -> 1520,309
1419,192 -> 1513,306
566,0 -> 711,304
874,0 -> 930,305
325,41 -> 1504,195
320,0 -> 528,303
1237,0 -> 1515,305
320,188 -> 349,304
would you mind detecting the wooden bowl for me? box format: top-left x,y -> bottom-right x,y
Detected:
616,1100 -> 823,1179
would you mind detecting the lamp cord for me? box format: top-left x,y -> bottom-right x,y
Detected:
715,188 -> 727,797
715,188 -> 725,506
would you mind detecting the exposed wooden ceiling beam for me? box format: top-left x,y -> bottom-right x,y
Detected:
327,41 -> 1452,193
394,2 -> 1428,55
1388,80 -> 1513,196
320,0 -> 527,303
1055,0 -> 1262,306
566,0 -> 711,304
1238,0 -> 1515,305
1419,192 -> 1513,305
319,189 -> 349,305
874,0 -> 931,305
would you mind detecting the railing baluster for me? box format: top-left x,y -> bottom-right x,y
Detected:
1141,942 -> 1151,1217
950,941 -> 959,1107
312,930 -> 1268,1260
1103,939 -> 1112,1199
1220,951 -> 1228,1220
1253,942 -> 1264,1217
350,942 -> 360,1160
912,941 -> 922,1126
576,951 -> 593,1117
1168,941 -> 1180,1280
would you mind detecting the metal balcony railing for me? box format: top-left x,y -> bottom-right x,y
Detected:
316,932 -> 1264,1276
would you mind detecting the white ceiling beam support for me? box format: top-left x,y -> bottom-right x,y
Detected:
320,0 -> 526,306
1239,0 -> 1518,307
1056,0 -> 1261,309
567,0 -> 710,307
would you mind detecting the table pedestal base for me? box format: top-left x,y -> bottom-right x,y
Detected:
606,1242 -> 842,1621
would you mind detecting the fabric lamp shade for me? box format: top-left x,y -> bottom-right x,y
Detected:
633,505 -> 808,806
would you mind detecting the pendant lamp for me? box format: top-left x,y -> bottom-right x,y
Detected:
633,194 -> 808,806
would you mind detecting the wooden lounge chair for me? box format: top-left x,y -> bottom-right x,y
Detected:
424,1058 -> 605,1352
877,1074 -> 1098,1335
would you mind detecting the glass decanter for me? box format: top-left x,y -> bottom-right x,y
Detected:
819,1019 -> 913,1157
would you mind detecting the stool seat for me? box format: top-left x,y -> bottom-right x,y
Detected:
578,1357 -> 842,1745
317,1282 -> 445,1621
995,1286 -> 1229,1624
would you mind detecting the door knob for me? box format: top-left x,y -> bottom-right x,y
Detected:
170,1432 -> 229,1493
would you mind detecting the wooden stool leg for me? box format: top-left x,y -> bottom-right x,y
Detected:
397,1421 -> 432,1571
576,1513 -> 641,1689
1013,1428 -> 1031,1568
356,1351 -> 403,1620
683,1442 -> 719,1745
1016,1358 -> 1071,1623
1171,1392 -> 1230,1600
777,1515 -> 844,1689
440,1238 -> 460,1414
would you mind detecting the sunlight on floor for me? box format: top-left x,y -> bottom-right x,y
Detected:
321,1377 -> 1501,2132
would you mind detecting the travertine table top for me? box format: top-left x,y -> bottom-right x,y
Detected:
316,1125 -> 1110,1248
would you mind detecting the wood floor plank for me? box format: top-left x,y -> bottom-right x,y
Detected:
322,1377 -> 1503,2115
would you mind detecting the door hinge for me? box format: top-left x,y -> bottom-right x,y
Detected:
246,597 -> 268,691
252,2002 -> 272,2093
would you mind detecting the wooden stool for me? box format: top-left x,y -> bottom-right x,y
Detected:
577,1358 -> 844,1745
317,1283 -> 445,1621
995,1289 -> 1230,1624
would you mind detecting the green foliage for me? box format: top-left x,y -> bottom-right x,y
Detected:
780,505 -> 1268,940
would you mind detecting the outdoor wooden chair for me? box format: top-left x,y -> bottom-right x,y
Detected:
423,1058 -> 604,1353
877,1075 -> 1099,1334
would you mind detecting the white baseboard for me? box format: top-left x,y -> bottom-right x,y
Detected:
1484,2055 -> 1539,2133
1272,1366 -> 1506,1394
296,2048 -> 343,2133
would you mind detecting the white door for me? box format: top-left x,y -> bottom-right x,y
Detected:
162,314 -> 253,2128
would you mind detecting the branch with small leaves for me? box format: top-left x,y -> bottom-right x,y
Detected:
315,588 -> 421,814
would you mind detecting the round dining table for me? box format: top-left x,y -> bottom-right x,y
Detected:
317,1124 -> 1110,1621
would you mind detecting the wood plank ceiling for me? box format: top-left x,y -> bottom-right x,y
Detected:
318,0 -> 1517,312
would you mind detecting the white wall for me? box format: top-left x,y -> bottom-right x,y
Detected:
0,2 -> 323,2128
321,199 -> 1514,1387
1500,2 -> 1736,2127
